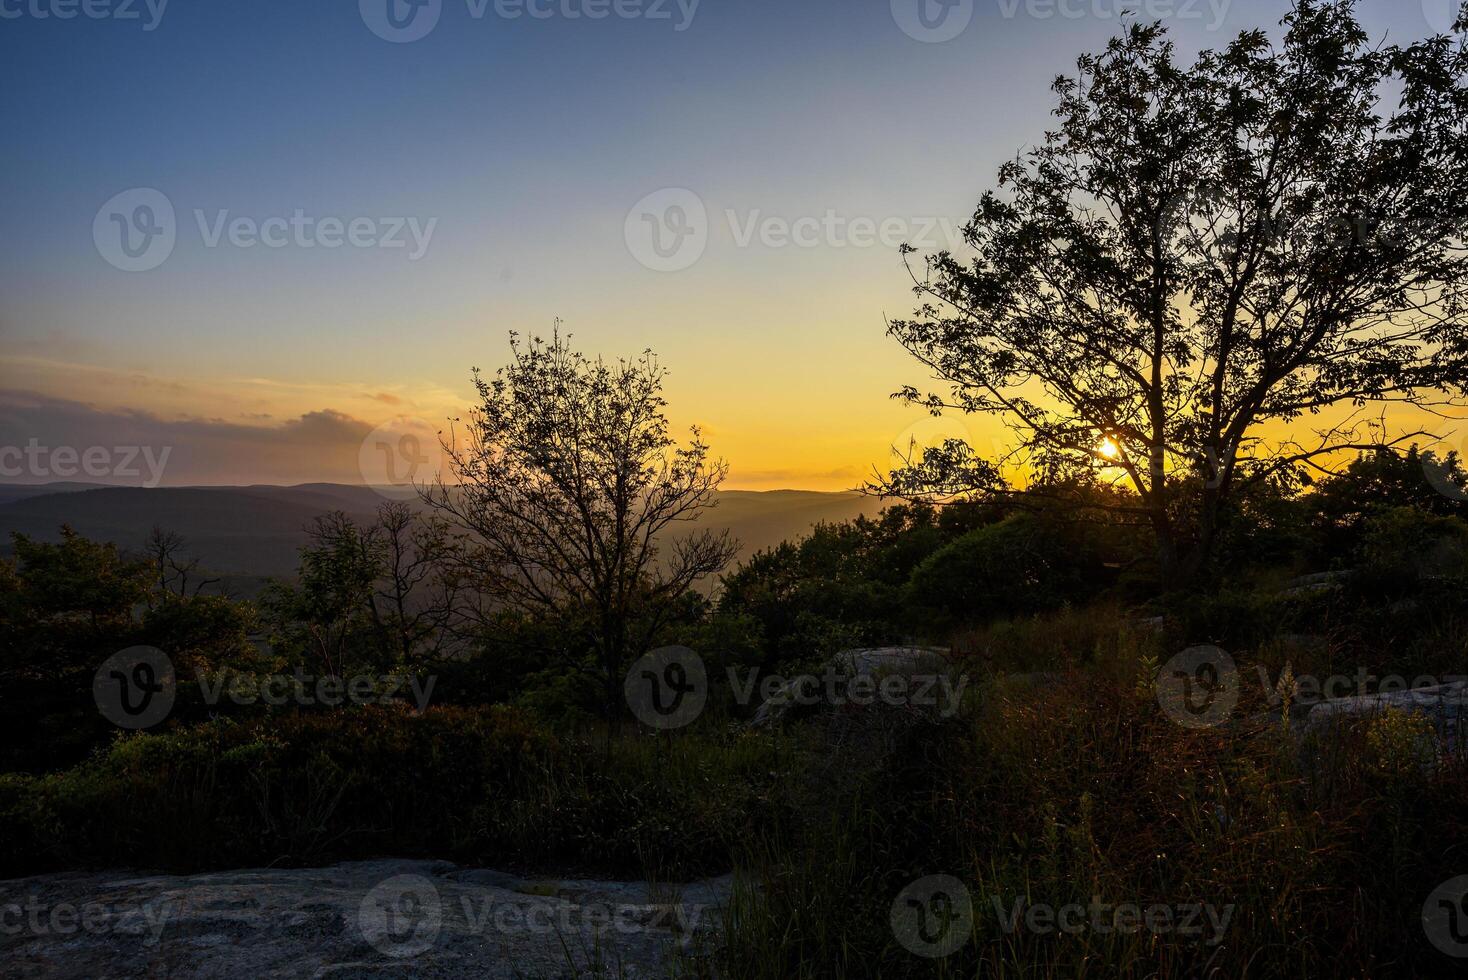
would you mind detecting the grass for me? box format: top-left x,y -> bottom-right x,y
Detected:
713,606 -> 1468,979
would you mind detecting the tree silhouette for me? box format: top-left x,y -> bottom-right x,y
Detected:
882,1 -> 1468,579
144,527 -> 220,599
261,503 -> 466,676
425,330 -> 737,733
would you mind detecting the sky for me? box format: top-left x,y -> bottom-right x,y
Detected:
0,0 -> 1457,489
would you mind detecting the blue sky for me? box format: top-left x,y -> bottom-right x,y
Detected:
0,0 -> 1453,487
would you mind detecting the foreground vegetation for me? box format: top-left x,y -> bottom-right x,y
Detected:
3,448 -> 1468,976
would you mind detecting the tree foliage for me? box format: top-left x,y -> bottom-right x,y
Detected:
884,0 -> 1468,578
425,331 -> 738,724
261,502 -> 465,676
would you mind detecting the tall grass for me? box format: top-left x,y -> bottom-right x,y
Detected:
716,610 -> 1468,979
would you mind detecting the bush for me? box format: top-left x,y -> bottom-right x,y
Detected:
0,705 -> 794,881
906,514 -> 1103,628
719,639 -> 1468,979
1357,507 -> 1468,587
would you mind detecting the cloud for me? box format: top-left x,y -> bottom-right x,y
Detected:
0,391 -> 376,486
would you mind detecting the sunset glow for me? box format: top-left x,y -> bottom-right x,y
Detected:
2,1 -> 1446,490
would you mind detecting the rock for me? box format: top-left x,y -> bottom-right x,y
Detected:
1304,679 -> 1467,753
830,646 -> 950,676
749,646 -> 952,728
0,859 -> 733,979
1283,570 -> 1352,595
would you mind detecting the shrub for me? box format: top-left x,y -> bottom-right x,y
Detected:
0,705 -> 794,880
906,514 -> 1102,628
1357,507 -> 1468,587
719,619 -> 1468,979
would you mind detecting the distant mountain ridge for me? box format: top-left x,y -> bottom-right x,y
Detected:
0,483 -> 879,579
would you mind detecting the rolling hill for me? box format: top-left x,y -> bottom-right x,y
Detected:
0,484 -> 881,581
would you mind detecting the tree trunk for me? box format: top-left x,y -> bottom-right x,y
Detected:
602,630 -> 624,760
1152,509 -> 1182,585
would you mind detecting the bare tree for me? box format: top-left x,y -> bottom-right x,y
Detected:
367,501 -> 467,666
145,526 -> 220,600
880,2 -> 1468,580
424,330 -> 738,731
261,503 -> 467,677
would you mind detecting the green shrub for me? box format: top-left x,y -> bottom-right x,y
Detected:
906,515 -> 1103,628
1358,507 -> 1468,586
0,705 -> 794,880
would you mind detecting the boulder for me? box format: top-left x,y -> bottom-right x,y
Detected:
749,646 -> 951,728
831,646 -> 950,676
1282,570 -> 1352,595
1304,679 -> 1467,754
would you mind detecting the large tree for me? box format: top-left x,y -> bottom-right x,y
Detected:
882,1 -> 1468,579
425,331 -> 737,730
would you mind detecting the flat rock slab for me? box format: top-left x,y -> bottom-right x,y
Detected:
0,859 -> 732,979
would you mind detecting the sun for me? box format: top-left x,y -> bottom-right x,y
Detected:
1098,438 -> 1121,460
